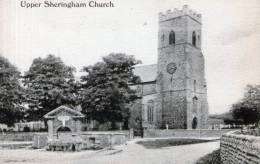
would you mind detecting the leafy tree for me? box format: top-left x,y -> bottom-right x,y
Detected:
23,55 -> 78,120
80,53 -> 141,129
232,85 -> 260,126
0,55 -> 24,126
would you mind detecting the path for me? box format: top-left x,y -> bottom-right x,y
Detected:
0,139 -> 219,164
72,140 -> 220,164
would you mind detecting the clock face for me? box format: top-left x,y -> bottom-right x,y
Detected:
166,62 -> 177,74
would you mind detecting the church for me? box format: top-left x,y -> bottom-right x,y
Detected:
132,5 -> 209,129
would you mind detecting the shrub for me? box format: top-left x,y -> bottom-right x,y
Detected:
23,126 -> 30,132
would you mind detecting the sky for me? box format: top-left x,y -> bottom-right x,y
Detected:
0,0 -> 260,114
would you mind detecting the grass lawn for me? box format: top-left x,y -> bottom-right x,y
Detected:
196,149 -> 221,164
136,138 -> 216,149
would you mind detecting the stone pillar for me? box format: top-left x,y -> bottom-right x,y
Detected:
47,120 -> 54,139
75,120 -> 81,134
129,128 -> 134,139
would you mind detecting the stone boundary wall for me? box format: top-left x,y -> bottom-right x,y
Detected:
0,130 -> 130,142
81,132 -> 127,147
82,130 -> 131,139
220,131 -> 260,164
0,132 -> 47,141
143,129 -> 235,138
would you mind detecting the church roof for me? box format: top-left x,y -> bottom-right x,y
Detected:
134,64 -> 157,83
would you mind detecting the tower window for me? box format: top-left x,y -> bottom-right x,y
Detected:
192,31 -> 196,46
161,34 -> 165,42
192,96 -> 198,113
193,80 -> 196,92
169,31 -> 175,45
147,100 -> 154,122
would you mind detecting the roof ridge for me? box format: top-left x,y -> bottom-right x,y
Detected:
134,63 -> 157,68
44,105 -> 85,118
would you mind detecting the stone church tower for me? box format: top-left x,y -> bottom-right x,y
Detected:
156,5 -> 208,129
132,5 -> 208,130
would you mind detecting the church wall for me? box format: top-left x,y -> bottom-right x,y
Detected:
185,44 -> 208,129
142,83 -> 156,96
187,16 -> 201,48
159,17 -> 188,48
157,35 -> 189,129
159,91 -> 187,129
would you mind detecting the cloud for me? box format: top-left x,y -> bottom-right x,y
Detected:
219,29 -> 256,45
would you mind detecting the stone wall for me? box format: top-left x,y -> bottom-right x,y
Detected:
220,131 -> 260,164
81,131 -> 127,147
36,130 -> 129,149
144,129 -> 233,138
0,132 -> 47,141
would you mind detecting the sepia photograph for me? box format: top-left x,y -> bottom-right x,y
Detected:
0,0 -> 260,163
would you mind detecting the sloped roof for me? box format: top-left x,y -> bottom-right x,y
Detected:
44,105 -> 85,119
134,64 -> 157,83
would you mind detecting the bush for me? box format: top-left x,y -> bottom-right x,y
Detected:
23,126 -> 30,132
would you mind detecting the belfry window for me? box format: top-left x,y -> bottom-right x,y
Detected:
192,96 -> 198,113
169,31 -> 175,45
193,80 -> 196,92
147,100 -> 154,122
192,31 -> 196,46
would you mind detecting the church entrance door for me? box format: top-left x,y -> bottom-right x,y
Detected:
192,117 -> 197,129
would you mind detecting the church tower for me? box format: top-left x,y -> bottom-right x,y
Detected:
156,5 -> 208,129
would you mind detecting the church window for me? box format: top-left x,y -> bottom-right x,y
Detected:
147,100 -> 154,122
192,31 -> 196,46
161,34 -> 165,42
169,31 -> 175,45
193,80 -> 196,92
192,96 -> 198,113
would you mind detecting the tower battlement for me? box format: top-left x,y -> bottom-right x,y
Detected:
159,5 -> 201,23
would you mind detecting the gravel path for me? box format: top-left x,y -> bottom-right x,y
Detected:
72,140 -> 220,164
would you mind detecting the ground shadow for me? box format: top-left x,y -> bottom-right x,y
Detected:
136,138 -> 218,149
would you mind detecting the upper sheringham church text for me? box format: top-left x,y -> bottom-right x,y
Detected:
20,1 -> 115,8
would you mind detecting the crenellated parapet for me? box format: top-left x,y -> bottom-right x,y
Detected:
159,5 -> 201,23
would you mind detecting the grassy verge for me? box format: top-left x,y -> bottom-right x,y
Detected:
196,149 -> 221,164
136,138 -> 215,149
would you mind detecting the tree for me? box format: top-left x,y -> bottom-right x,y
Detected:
232,85 -> 260,126
0,55 -> 24,126
23,55 -> 78,121
80,53 -> 141,129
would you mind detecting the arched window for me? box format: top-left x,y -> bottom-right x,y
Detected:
169,31 -> 175,45
192,31 -> 196,46
193,80 -> 196,92
192,96 -> 198,113
161,34 -> 165,42
147,100 -> 154,122
192,117 -> 198,129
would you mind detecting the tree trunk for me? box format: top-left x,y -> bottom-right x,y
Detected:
111,121 -> 116,130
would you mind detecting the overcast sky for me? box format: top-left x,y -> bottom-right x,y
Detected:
0,0 -> 260,114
